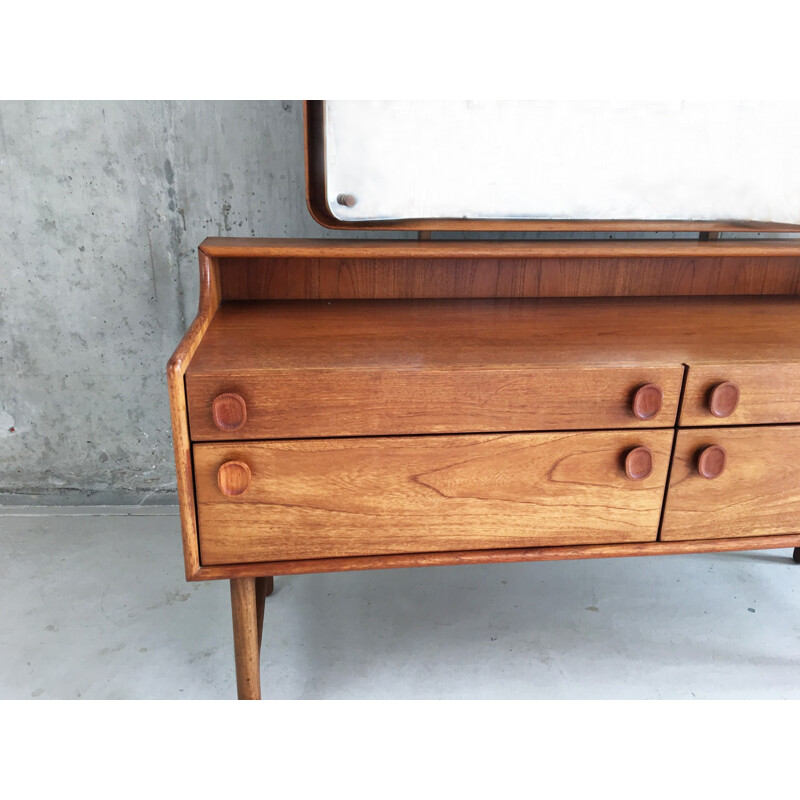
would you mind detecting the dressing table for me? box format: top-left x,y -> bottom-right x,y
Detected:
168,102 -> 800,698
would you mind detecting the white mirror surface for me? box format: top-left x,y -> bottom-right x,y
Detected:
324,101 -> 800,224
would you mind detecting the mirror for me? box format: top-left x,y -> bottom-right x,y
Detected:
317,101 -> 800,227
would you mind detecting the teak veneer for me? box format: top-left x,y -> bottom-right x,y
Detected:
194,430 -> 674,564
168,237 -> 800,699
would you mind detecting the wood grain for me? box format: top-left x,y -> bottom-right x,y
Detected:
166,250 -> 220,579
632,384 -> 663,420
187,366 -> 682,440
681,364 -> 800,426
192,534 -> 800,580
185,296 -> 800,439
211,391 -> 247,431
217,461 -> 251,497
217,255 -> 800,299
200,237 -> 800,259
625,446 -> 653,480
696,444 -> 727,480
188,297 -> 800,374
230,577 -> 260,700
707,381 -> 740,418
661,426 -> 800,541
194,430 -> 673,565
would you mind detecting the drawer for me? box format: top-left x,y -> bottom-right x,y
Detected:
194,430 -> 674,565
186,366 -> 683,440
680,363 -> 800,426
661,425 -> 800,541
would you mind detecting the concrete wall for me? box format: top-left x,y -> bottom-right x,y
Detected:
1,101 -> 796,504
0,101 -> 369,503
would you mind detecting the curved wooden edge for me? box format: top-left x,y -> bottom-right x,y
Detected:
303,100 -> 339,231
303,101 -> 800,234
199,237 -> 800,259
186,533 -> 800,581
167,250 -> 221,580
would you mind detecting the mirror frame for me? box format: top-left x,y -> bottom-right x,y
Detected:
304,100 -> 800,233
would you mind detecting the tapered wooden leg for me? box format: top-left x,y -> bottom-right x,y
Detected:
255,576 -> 274,649
230,577 -> 261,700
793,547 -> 800,564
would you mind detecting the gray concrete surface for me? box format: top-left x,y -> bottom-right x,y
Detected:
2,101 -> 799,504
0,101 -> 383,504
1,506 -> 797,699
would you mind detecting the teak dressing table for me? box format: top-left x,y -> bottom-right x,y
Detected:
167,104 -> 800,699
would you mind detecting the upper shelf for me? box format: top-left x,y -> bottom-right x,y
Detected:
304,101 -> 800,232
199,237 -> 800,259
188,296 -> 800,375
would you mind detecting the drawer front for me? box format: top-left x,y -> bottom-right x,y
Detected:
661,426 -> 800,541
194,430 -> 673,565
681,363 -> 800,426
186,365 -> 683,441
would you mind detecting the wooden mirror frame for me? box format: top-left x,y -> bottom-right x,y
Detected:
304,100 -> 800,233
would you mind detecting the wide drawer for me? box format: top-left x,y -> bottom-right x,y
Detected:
194,430 -> 673,565
680,363 -> 800,426
186,366 -> 682,440
661,425 -> 800,541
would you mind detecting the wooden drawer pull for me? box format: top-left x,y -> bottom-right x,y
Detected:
632,384 -> 663,420
212,392 -> 247,431
625,446 -> 653,480
697,445 -> 727,479
708,381 -> 740,418
218,461 -> 251,496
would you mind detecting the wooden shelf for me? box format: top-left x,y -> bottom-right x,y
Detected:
200,237 -> 800,259
188,296 -> 800,375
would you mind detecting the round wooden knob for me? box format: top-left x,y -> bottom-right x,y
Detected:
708,381 -> 739,418
211,393 -> 247,432
625,446 -> 653,481
697,445 -> 727,479
217,461 -> 251,497
336,193 -> 356,207
632,384 -> 663,420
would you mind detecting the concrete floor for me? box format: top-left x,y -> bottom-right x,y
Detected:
1,506 -> 798,700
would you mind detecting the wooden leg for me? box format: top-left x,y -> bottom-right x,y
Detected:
255,576 -> 274,650
793,547 -> 800,564
230,577 -> 261,700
